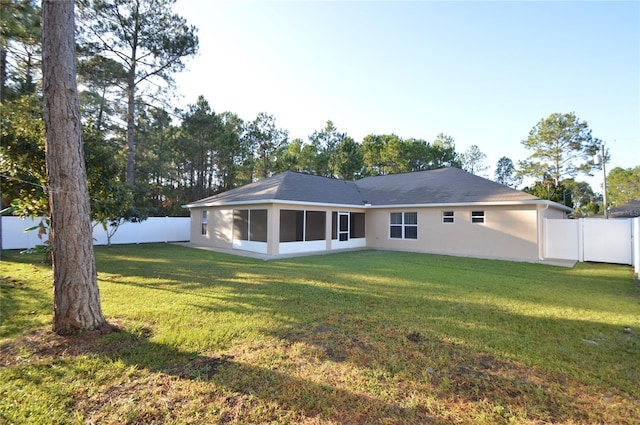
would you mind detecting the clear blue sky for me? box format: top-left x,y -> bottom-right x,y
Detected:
172,0 -> 639,187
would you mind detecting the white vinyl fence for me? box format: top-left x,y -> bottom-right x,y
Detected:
545,217 -> 639,275
2,216 -> 190,250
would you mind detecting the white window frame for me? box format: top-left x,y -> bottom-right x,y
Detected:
442,211 -> 455,224
390,212 -> 418,240
471,210 -> 485,224
201,210 -> 208,235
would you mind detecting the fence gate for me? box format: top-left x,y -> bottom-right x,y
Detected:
545,218 -> 633,265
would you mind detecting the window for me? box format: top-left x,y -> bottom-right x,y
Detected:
201,210 -> 208,235
471,210 -> 485,224
234,209 -> 267,241
442,211 -> 454,224
390,212 -> 417,239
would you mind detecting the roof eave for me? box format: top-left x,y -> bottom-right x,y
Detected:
183,199 -> 367,209
364,199 -> 571,211
184,198 -> 572,212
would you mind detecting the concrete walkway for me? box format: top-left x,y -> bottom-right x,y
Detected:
537,258 -> 578,268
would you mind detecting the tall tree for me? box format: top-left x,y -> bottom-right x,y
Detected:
216,111 -> 247,190
494,156 -> 522,188
77,0 -> 198,186
461,144 -> 488,176
428,133 -> 462,169
0,94 -> 47,216
0,0 -> 41,256
334,136 -> 363,180
360,133 -> 405,176
245,112 -> 288,180
607,166 -> 640,207
561,178 -> 599,216
0,0 -> 41,102
308,120 -> 346,178
404,138 -> 431,172
176,96 -> 221,200
519,112 -> 600,186
77,55 -> 126,133
42,0 -> 105,334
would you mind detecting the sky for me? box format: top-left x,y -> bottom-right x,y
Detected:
171,0 -> 640,188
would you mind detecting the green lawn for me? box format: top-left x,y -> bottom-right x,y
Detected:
1,244 -> 639,424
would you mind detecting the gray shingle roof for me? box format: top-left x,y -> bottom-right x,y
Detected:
596,200 -> 640,218
186,168 -> 546,208
186,171 -> 364,207
355,168 -> 540,205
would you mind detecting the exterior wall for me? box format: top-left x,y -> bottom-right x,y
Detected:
365,205 -> 542,262
190,202 -> 568,262
190,203 -> 367,255
190,206 -> 234,249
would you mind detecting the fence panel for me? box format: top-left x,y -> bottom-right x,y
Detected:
545,218 -> 633,265
544,219 -> 580,260
583,218 -> 632,264
2,217 -> 45,250
634,217 -> 639,275
2,216 -> 190,250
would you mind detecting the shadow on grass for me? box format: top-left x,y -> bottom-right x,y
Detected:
2,325 -> 436,424
3,246 -> 639,423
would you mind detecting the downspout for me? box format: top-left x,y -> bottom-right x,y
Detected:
538,202 -> 550,261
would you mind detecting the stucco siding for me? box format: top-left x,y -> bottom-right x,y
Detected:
190,207 -> 233,249
365,205 -> 540,261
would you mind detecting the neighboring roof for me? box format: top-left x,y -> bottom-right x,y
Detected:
185,168 -> 569,210
594,200 -> 640,218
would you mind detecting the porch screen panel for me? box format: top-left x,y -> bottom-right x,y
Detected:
233,209 -> 249,241
280,210 -> 304,242
249,209 -> 268,242
331,212 -> 338,240
350,213 -> 365,238
339,213 -> 349,241
305,211 -> 326,241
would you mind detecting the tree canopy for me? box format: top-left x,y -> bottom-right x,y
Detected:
518,112 -> 600,186
494,156 -> 521,188
77,0 -> 199,186
2,2 -> 635,223
607,166 -> 640,207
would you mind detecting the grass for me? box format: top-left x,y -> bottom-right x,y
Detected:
1,243 -> 639,424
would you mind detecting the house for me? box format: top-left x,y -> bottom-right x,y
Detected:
595,200 -> 640,219
184,168 -> 571,262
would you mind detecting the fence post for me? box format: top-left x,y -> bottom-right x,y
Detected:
578,218 -> 584,263
634,217 -> 639,278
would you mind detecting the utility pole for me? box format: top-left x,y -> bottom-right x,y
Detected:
593,141 -> 609,218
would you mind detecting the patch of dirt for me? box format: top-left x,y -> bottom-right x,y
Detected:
166,355 -> 235,380
0,322 -> 122,366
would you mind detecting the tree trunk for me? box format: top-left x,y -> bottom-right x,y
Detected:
126,76 -> 136,185
42,0 -> 105,335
